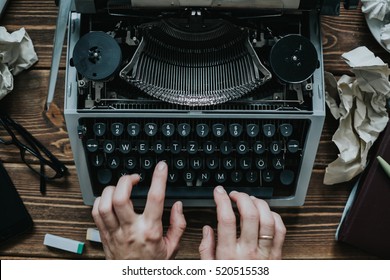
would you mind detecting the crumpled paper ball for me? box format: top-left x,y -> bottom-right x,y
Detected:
324,47 -> 390,185
0,26 -> 38,101
361,0 -> 390,21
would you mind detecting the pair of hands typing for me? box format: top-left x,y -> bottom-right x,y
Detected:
92,161 -> 286,260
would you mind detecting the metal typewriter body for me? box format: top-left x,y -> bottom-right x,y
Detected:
64,0 -> 337,207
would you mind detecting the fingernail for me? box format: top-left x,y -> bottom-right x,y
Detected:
216,185 -> 226,194
157,160 -> 167,171
202,226 -> 209,237
176,201 -> 183,213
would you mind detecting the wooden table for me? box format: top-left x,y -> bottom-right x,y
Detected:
0,1 -> 387,259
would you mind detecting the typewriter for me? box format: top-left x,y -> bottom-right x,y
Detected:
56,0 -> 344,207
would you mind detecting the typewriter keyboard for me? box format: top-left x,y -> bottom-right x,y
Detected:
78,118 -> 310,199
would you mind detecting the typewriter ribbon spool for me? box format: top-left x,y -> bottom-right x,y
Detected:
269,34 -> 318,84
72,31 -> 122,81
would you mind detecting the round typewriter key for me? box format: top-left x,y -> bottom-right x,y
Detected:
108,156 -> 120,169
119,140 -> 131,154
125,157 -> 136,170
262,124 -> 275,138
254,141 -> 265,154
262,170 -> 274,183
229,123 -> 243,137
246,171 -> 258,183
170,141 -> 182,154
270,34 -> 318,83
93,123 -> 106,136
196,124 -> 209,137
97,169 -> 112,185
91,154 -> 104,167
206,157 -> 219,170
272,157 -> 284,169
215,171 -> 227,184
184,171 -> 195,183
187,141 -> 198,155
246,124 -> 259,137
111,123 -> 124,136
127,123 -> 140,137
162,123 -> 175,137
279,123 -> 293,137
72,31 -> 122,81
255,158 -> 267,170
103,140 -> 115,153
287,139 -> 300,153
145,123 -> 158,136
270,141 -> 282,155
236,141 -> 249,155
199,171 -> 210,183
212,124 -> 226,137
280,170 -> 295,185
239,157 -> 252,169
137,141 -> 149,154
167,171 -> 178,183
220,141 -> 233,155
178,123 -> 191,137
153,141 -> 165,154
86,139 -> 99,152
231,171 -> 243,183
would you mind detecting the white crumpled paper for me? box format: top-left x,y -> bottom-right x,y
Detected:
362,0 -> 390,51
323,46 -> 390,185
361,0 -> 390,21
0,26 -> 38,100
380,23 -> 390,49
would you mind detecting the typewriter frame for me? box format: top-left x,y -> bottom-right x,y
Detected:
64,7 -> 325,207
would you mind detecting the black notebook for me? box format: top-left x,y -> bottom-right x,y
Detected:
0,161 -> 33,245
336,121 -> 390,258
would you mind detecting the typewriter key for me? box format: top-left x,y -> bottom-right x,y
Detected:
72,31 -> 122,81
269,34 -> 318,83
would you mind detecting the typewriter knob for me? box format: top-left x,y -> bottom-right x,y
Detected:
269,34 -> 318,84
77,125 -> 87,139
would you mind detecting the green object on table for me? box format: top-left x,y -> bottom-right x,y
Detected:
377,156 -> 390,179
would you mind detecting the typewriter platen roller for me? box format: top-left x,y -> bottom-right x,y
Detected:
62,0 -> 340,207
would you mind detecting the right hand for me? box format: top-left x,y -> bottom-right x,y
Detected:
199,186 -> 286,260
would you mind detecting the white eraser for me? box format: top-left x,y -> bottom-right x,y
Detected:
44,233 -> 84,254
86,228 -> 101,243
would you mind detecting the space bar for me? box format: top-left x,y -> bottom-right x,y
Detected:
131,187 -> 274,199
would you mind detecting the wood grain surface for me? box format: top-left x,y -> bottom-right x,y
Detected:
0,0 -> 388,259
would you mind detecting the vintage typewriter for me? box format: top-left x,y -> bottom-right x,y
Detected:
51,0 -> 346,207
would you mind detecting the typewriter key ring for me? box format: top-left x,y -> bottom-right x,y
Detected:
269,34 -> 319,84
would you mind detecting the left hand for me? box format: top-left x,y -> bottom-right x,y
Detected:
92,161 -> 187,259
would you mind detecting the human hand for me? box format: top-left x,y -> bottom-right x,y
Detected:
199,186 -> 286,260
92,161 -> 187,259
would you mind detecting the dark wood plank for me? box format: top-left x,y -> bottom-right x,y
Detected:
322,4 -> 390,74
0,0 -> 63,69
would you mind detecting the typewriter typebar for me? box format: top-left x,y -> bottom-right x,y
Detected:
63,0 -> 337,206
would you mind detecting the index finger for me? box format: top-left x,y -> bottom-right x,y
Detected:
214,186 -> 237,248
143,161 -> 168,222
